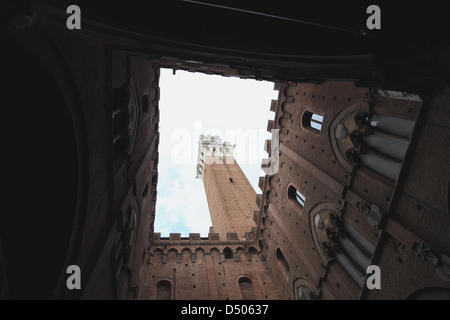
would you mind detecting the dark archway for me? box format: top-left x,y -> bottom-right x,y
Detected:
155,280 -> 172,300
0,37 -> 79,299
223,247 -> 233,259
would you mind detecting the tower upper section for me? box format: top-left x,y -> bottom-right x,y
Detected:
196,135 -> 235,181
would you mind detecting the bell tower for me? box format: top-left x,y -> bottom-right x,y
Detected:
196,135 -> 258,239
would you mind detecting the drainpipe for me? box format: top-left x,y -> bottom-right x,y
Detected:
173,268 -> 176,300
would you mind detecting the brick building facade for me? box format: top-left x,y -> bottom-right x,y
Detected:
1,1 -> 449,300
141,82 -> 450,300
140,233 -> 280,300
2,8 -> 161,299
255,82 -> 450,299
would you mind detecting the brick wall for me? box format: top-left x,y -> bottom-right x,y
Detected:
255,81 -> 450,299
139,233 -> 280,300
204,158 -> 258,240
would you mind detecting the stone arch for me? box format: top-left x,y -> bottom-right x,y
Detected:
181,247 -> 192,255
2,29 -> 88,299
309,202 -> 375,289
277,112 -> 284,128
236,274 -> 257,300
155,279 -> 173,300
292,278 -> 320,300
328,101 -> 370,172
223,247 -> 234,259
210,247 -> 221,264
181,248 -> 192,264
194,247 -> 206,262
248,246 -> 259,254
309,202 -> 342,263
329,100 -> 415,182
210,247 -> 220,255
152,248 -> 164,264
236,247 -> 245,254
246,246 -> 259,262
195,247 -> 206,254
236,247 -> 245,262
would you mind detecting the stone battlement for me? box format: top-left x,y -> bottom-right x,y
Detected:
148,229 -> 262,264
152,228 -> 257,243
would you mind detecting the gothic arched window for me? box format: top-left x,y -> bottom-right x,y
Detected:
332,108 -> 416,182
313,210 -> 375,288
288,185 -> 306,208
297,285 -> 312,300
223,247 -> 233,259
302,111 -> 323,132
276,247 -> 290,277
238,277 -> 255,300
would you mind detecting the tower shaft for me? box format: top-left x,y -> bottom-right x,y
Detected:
197,135 -> 257,239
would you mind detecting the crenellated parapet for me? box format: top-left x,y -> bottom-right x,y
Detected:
149,231 -> 261,261
254,82 -> 286,245
151,230 -> 257,246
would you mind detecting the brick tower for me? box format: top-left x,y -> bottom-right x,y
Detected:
138,134 -> 279,300
196,135 -> 258,240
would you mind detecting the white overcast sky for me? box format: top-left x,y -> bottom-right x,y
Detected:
154,69 -> 278,237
